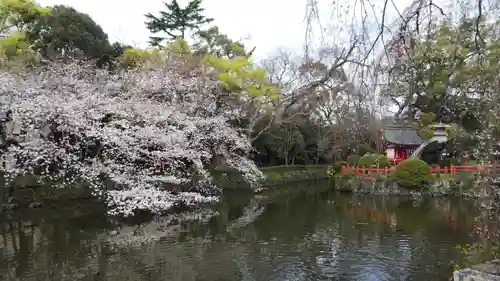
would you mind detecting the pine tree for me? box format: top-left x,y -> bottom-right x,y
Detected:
145,0 -> 213,46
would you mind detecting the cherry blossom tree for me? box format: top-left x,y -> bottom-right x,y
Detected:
0,56 -> 263,217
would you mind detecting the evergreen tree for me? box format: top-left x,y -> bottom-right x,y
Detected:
145,0 -> 213,46
26,5 -> 112,61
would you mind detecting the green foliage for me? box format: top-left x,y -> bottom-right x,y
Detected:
417,112 -> 437,140
333,161 -> 347,173
0,2 -> 126,67
420,112 -> 435,126
0,0 -> 49,65
391,158 -> 432,189
382,17 -> 500,132
251,114 -> 339,166
358,154 -> 390,170
26,5 -> 112,61
440,157 -> 461,167
346,155 -> 360,166
416,112 -> 462,141
166,37 -> 191,55
116,38 -> 189,69
118,47 -> 165,69
0,0 -> 50,32
145,0 -> 213,46
454,242 -> 500,270
357,144 -> 374,156
201,54 -> 280,103
118,48 -> 150,68
193,26 -> 247,58
373,154 -> 391,168
358,155 -> 375,168
0,31 -> 38,66
260,165 -> 331,186
0,31 -> 28,57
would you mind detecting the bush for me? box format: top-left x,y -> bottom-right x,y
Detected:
373,154 -> 391,168
346,155 -> 360,166
440,157 -> 461,167
358,144 -> 375,156
333,161 -> 348,173
358,155 -> 375,168
391,157 -> 432,189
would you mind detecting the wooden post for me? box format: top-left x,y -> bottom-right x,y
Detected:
369,167 -> 373,177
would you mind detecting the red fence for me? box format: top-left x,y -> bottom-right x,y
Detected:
341,165 -> 500,177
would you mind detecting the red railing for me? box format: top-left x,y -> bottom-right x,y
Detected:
341,165 -> 500,177
390,158 -> 404,166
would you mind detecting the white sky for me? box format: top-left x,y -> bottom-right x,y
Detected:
35,0 -> 417,60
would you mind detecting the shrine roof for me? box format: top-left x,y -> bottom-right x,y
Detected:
383,124 -> 424,146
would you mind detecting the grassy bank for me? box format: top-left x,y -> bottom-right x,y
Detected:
213,164 -> 332,189
260,165 -> 331,186
1,165 -> 332,208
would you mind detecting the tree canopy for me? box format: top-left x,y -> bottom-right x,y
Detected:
145,0 -> 213,46
382,17 -> 500,133
26,5 -> 114,60
7,0 -> 500,218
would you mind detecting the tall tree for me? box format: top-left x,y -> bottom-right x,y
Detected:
26,5 -> 112,61
145,0 -> 213,46
380,17 -> 498,130
0,0 -> 50,33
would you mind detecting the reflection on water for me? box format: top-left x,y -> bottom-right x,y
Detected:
0,186 -> 483,281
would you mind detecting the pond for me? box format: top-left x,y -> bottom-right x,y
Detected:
0,183 -> 484,281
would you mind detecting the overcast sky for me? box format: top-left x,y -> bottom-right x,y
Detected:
36,0 -> 416,60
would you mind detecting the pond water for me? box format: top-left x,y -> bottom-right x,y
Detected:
0,183 -> 484,281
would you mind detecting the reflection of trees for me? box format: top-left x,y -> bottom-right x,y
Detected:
226,192 -> 480,280
0,192 -> 485,281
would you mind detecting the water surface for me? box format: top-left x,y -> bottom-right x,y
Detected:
0,184 -> 482,281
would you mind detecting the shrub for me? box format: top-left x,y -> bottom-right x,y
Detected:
358,155 -> 375,168
346,155 -> 360,166
358,144 -> 375,156
391,157 -> 432,189
440,157 -> 461,167
373,154 -> 391,168
333,161 -> 348,173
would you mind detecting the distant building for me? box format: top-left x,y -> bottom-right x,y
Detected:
382,123 -> 424,163
0,34 -> 8,38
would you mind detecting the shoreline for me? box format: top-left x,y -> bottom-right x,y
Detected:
4,164 -> 494,214
0,165 -> 332,211
332,174 -> 495,199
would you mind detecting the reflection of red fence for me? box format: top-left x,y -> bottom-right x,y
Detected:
341,165 -> 500,177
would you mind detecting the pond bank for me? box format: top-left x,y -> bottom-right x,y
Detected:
0,174 -> 95,210
214,164 -> 331,190
1,165 -> 332,211
332,173 -> 494,198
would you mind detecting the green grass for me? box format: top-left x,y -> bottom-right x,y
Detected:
213,165 -> 332,188
260,165 -> 331,186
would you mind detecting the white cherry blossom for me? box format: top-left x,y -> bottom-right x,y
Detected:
0,58 -> 263,217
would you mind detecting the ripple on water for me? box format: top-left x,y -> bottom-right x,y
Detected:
0,192 -> 480,281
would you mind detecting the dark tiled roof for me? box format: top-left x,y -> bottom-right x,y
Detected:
384,125 -> 424,145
